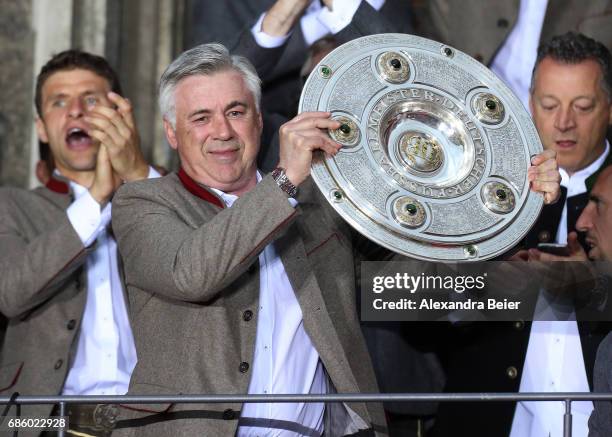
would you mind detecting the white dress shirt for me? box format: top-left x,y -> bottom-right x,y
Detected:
210,175 -> 328,437
510,320 -> 593,437
62,167 -> 160,395
490,0 -> 548,111
252,0 -> 385,48
510,144 -> 609,437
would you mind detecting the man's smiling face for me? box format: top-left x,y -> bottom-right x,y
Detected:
164,70 -> 263,196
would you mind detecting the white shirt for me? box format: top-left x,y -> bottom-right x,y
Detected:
210,175 -> 327,437
510,320 -> 593,437
252,0 -> 385,48
62,167 -> 160,395
490,0 -> 548,111
510,144 -> 609,437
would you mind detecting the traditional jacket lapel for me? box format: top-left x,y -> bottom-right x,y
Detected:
276,227 -> 361,396
177,167 -> 225,209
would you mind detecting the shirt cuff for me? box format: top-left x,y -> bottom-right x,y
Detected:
67,191 -> 111,247
318,0 -> 361,34
301,9 -> 331,46
251,12 -> 290,48
317,0 -> 385,34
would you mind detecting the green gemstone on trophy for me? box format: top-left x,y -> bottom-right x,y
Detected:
405,203 -> 417,215
495,188 -> 507,200
340,124 -> 351,134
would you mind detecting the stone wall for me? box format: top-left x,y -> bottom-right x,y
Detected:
0,0 -> 34,187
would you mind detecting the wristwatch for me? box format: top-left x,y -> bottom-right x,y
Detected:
271,167 -> 298,197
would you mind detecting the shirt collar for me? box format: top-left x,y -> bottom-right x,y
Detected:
209,171 -> 263,208
559,140 -> 610,192
47,170 -> 81,196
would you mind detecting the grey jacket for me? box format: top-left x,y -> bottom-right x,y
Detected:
0,184 -> 88,436
111,173 -> 387,436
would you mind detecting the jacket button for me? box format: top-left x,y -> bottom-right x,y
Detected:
67,319 -> 76,330
54,359 -> 63,370
223,409 -> 235,420
513,320 -> 524,330
506,366 -> 518,379
497,18 -> 509,28
243,310 -> 253,322
538,230 -> 551,242
239,362 -> 250,373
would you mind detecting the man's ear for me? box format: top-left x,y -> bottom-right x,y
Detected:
163,118 -> 178,150
257,111 -> 263,134
35,117 -> 49,143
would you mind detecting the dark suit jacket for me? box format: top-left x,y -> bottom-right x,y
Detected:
524,152 -> 612,251
414,0 -> 612,64
589,332 -> 612,437
0,185 -> 89,436
111,173 -> 387,436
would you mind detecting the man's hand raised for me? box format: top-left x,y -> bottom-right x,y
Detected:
261,0 -> 311,37
89,144 -> 122,205
278,112 -> 341,187
86,92 -> 149,183
528,148 -> 561,205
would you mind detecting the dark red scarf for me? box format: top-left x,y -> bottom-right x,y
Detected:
45,176 -> 70,194
177,168 -> 224,209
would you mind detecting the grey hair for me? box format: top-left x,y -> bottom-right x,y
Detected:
159,43 -> 262,128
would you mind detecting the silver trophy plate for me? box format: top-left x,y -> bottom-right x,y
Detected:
299,34 -> 543,261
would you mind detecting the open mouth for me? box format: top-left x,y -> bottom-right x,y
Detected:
65,128 -> 93,150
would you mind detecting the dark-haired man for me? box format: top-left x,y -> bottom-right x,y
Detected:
582,166 -> 612,437
516,32 -> 611,437
525,31 -> 612,251
0,50 -> 159,436
525,164 -> 612,437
